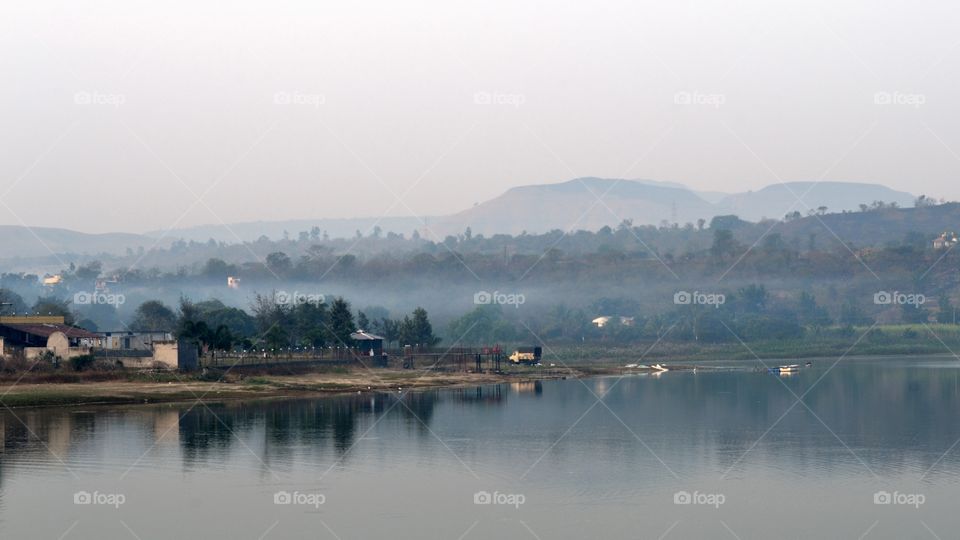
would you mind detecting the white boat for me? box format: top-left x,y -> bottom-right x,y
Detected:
778,364 -> 800,373
652,364 -> 669,372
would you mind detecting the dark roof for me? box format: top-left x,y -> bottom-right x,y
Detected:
350,330 -> 384,341
0,323 -> 100,339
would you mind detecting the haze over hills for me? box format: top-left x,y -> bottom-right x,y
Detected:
152,178 -> 918,241
145,217 -> 430,244
0,225 -> 161,260
715,182 -> 917,222
428,178 -> 917,236
429,178 -> 716,236
0,178 -> 923,261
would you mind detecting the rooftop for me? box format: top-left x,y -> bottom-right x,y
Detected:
0,321 -> 100,339
350,330 -> 385,341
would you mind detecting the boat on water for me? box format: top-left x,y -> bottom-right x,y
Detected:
652,364 -> 669,372
777,364 -> 800,373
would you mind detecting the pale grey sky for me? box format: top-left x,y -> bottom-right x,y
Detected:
1,0 -> 958,233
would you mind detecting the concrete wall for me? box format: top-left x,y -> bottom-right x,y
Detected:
114,356 -> 160,369
47,332 -> 70,358
25,346 -> 91,361
100,332 -> 173,350
12,336 -> 194,370
152,341 -> 180,369
177,340 -> 198,371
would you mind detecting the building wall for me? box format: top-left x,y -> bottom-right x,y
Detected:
100,332 -> 173,350
177,340 -> 198,370
25,346 -> 90,360
152,341 -> 180,369
8,335 -> 191,370
114,356 -> 161,369
47,332 -> 70,358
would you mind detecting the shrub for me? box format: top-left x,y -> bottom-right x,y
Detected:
70,354 -> 96,371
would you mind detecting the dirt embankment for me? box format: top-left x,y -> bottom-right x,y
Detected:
0,365 -> 616,409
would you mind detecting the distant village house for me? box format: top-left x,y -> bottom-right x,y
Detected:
0,316 -> 194,370
933,232 -> 958,250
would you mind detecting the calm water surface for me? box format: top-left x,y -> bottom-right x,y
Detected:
2,356 -> 960,539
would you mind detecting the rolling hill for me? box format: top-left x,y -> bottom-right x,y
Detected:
146,216 -> 429,243
427,177 -> 717,236
427,178 -> 917,237
0,226 -> 156,259
0,178 -> 927,261
715,182 -> 916,222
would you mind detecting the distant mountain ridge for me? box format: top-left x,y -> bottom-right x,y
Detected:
715,182 -> 916,222
143,178 -> 917,240
427,178 -> 717,236
0,179 -> 923,260
427,178 -> 916,236
145,216 -> 430,243
0,225 -> 157,259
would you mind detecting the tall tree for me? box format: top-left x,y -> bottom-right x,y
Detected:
710,229 -> 736,262
381,318 -> 400,346
131,300 -> 177,331
938,296 -> 957,324
400,307 -> 440,347
292,300 -> 328,347
265,252 -> 292,275
327,297 -> 357,346
251,291 -> 291,336
357,311 -> 370,332
176,297 -> 211,346
0,288 -> 27,314
33,296 -> 74,324
737,285 -> 768,314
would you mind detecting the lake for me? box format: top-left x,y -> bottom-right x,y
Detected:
2,356 -> 960,539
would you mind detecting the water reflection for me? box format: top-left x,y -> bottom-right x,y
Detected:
1,361 -> 959,481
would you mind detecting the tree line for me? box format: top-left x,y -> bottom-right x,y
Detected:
128,294 -> 440,352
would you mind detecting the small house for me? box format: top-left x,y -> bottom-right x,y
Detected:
0,316 -> 101,359
592,316 -> 613,328
350,330 -> 384,356
98,330 -> 173,350
592,315 -> 635,328
933,232 -> 958,250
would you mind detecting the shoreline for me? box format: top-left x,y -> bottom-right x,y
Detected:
1,349 -> 956,410
0,365 -> 617,410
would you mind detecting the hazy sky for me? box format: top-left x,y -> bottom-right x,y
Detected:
2,0 -> 959,234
